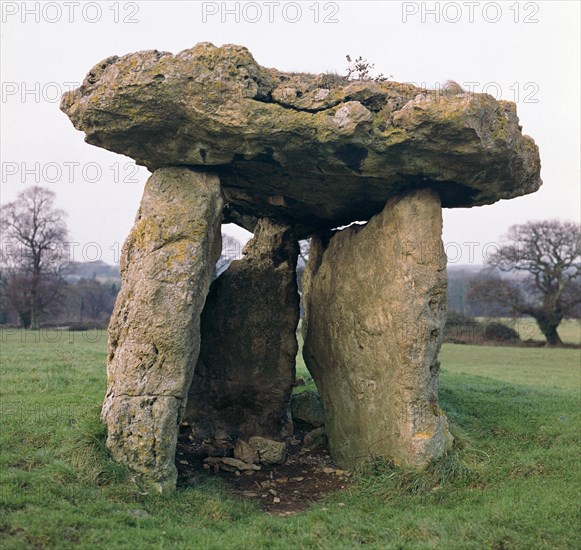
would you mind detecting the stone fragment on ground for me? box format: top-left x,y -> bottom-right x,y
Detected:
249,437 -> 286,465
203,457 -> 262,473
234,439 -> 258,465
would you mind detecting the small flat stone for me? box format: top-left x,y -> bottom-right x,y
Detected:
248,436 -> 286,465
234,439 -> 258,465
220,457 -> 261,471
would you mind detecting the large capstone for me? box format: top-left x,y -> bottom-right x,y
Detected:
61,42 -> 542,236
184,218 -> 299,452
101,168 -> 223,492
302,188 -> 452,468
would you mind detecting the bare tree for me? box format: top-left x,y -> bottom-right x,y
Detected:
1,186 -> 70,328
468,220 -> 581,346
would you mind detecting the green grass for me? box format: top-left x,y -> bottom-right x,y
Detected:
440,344 -> 581,389
1,327 -> 580,549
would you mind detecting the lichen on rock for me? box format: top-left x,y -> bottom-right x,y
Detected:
302,188 -> 452,468
184,218 -> 300,452
102,167 -> 223,492
61,42 -> 542,236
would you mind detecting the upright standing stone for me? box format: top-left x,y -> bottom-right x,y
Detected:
302,188 -> 452,468
184,219 -> 299,452
101,167 -> 223,492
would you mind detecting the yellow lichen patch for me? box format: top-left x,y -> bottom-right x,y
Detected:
164,241 -> 190,270
132,218 -> 161,249
413,430 -> 435,440
491,107 -> 510,144
379,127 -> 409,146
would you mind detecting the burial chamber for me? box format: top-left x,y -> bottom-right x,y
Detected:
61,42 -> 541,492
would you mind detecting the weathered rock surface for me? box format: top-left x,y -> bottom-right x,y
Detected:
101,167 -> 223,492
248,437 -> 286,465
234,439 -> 257,465
61,42 -> 541,236
302,188 -> 452,468
204,456 -> 261,472
183,218 -> 300,450
290,391 -> 325,428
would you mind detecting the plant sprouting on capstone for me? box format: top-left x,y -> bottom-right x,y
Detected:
345,55 -> 392,82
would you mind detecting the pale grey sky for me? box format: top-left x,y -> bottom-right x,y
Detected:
1,1 -> 579,265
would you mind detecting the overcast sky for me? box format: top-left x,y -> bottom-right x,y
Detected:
1,1 -> 579,265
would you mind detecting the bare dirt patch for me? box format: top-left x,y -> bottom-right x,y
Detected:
176,429 -> 352,515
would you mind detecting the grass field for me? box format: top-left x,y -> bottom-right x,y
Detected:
1,326 -> 580,549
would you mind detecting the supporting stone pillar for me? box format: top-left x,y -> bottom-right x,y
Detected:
302,188 -> 452,468
101,167 -> 223,492
184,219 -> 299,453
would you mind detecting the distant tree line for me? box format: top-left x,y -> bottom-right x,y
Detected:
0,276 -> 119,328
2,187 -> 578,346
